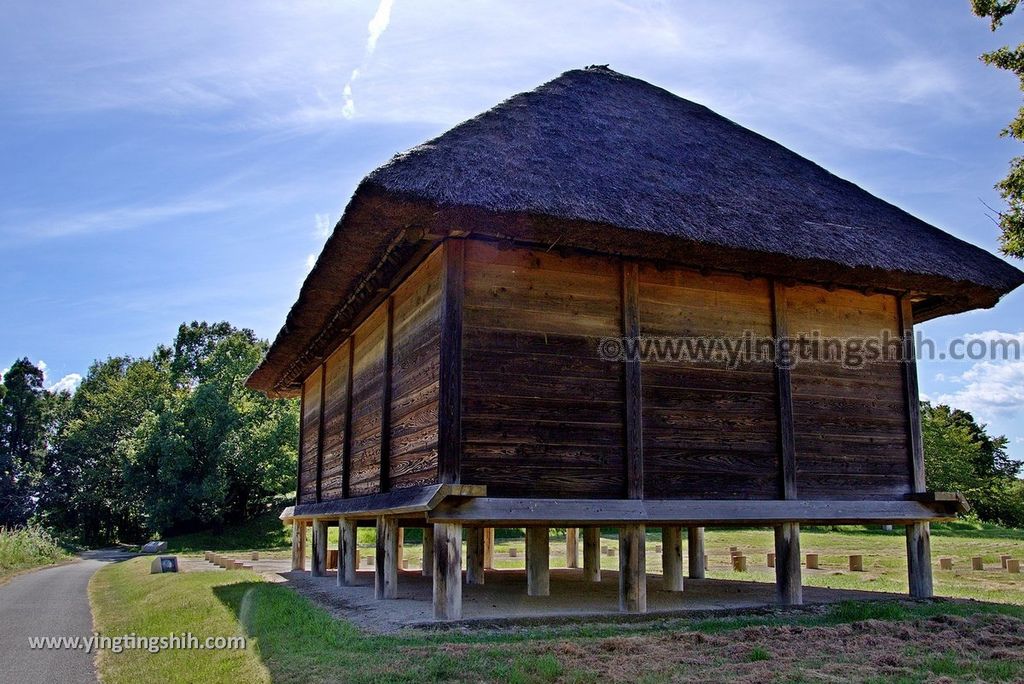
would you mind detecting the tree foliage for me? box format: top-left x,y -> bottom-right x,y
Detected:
972,0 -> 1024,257
0,359 -> 49,526
922,402 -> 1024,527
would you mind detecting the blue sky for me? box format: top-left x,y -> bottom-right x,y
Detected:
2,1 -> 1023,458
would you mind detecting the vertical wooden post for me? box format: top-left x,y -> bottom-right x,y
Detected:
898,297 -> 927,493
438,239 -> 465,485
662,526 -> 683,592
774,522 -> 802,605
466,527 -> 485,585
687,527 -> 705,579
906,522 -> 933,598
338,518 -> 357,586
483,527 -> 495,569
291,520 -> 307,571
375,516 -> 398,599
397,526 -> 404,568
526,527 -> 550,596
583,527 -> 601,582
619,525 -> 647,613
622,262 -> 644,499
771,282 -> 797,500
311,518 -> 328,577
433,522 -> 462,620
566,527 -> 579,569
422,525 -> 434,577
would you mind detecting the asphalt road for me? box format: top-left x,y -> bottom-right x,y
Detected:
0,550 -> 132,684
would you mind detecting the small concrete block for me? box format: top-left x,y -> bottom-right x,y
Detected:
1001,555 -> 1012,569
849,554 -> 864,572
241,563 -> 254,570
231,560 -> 244,570
939,557 -> 953,571
806,553 -> 819,569
655,545 -> 662,554
364,554 -> 375,567
732,555 -> 747,572
972,556 -> 984,571
508,548 -> 518,558
251,551 -> 259,561
402,559 -> 410,570
729,546 -> 738,553
767,552 -> 775,568
1008,559 -> 1021,574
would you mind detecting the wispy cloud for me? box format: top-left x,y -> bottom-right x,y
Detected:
342,0 -> 396,120
49,373 -> 83,394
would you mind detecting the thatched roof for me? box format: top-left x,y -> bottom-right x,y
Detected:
248,66 -> 1023,396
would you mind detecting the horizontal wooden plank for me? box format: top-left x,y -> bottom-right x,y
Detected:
286,483 -> 486,521
460,466 -> 624,498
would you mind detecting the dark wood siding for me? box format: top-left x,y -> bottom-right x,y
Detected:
460,241 -> 626,498
320,341 -> 350,501
299,367 -> 322,504
389,248 -> 443,490
349,305 -> 387,496
638,265 -> 779,499
786,286 -> 911,500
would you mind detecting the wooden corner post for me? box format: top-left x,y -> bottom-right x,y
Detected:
583,527 -> 601,582
422,525 -> 434,577
906,521 -> 933,598
566,527 -> 579,569
438,239 -> 465,486
433,522 -> 462,620
291,520 -> 307,572
774,522 -> 802,605
526,527 -> 550,596
466,527 -> 485,585
619,525 -> 647,613
687,527 -> 705,579
375,516 -> 398,599
338,518 -> 357,586
311,518 -> 328,577
662,526 -> 683,592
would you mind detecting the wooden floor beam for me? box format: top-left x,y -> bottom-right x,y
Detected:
662,526 -> 683,592
774,523 -> 802,605
375,516 -> 398,599
433,522 -> 462,620
583,527 -> 601,582
466,527 -> 485,585
687,526 -> 705,579
526,527 -> 550,596
619,524 -> 647,613
906,521 -> 934,598
338,518 -> 357,586
311,518 -> 328,577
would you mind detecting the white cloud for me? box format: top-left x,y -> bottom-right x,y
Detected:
342,0 -> 396,120
48,373 -> 83,395
314,213 -> 333,239
936,359 -> 1024,423
305,253 -> 317,272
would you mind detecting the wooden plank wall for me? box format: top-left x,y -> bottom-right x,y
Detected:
388,249 -> 443,489
296,247 -> 444,502
298,367 -> 322,504
637,265 -> 780,499
785,286 -> 910,500
460,241 -> 626,498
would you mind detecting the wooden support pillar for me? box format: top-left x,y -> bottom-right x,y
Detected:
397,526 -> 404,568
291,520 -> 307,571
375,516 -> 398,599
311,518 -> 328,577
687,527 -> 705,580
483,527 -> 495,569
433,522 -> 462,620
422,525 -> 434,577
566,528 -> 579,569
662,526 -> 684,592
583,527 -> 601,582
619,525 -> 647,613
466,527 -> 485,585
338,518 -> 357,586
774,523 -> 802,606
906,522 -> 933,598
526,527 -> 550,596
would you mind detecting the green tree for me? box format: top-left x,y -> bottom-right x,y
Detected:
973,0 -> 1024,257
922,402 -> 1023,526
0,359 -> 47,526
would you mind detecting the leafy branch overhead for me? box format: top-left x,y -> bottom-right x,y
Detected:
973,0 -> 1024,257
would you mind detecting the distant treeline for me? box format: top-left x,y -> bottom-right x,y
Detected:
0,322 -> 298,545
1,326 -> 1023,543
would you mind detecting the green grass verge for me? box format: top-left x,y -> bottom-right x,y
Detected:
0,525 -> 71,581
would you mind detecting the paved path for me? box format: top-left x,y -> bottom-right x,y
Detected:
0,549 -> 133,684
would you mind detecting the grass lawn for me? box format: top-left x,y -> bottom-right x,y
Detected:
91,555 -> 1024,683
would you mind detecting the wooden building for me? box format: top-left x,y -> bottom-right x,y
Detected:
247,67 -> 1023,619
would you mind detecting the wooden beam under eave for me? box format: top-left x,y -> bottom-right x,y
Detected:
771,281 -> 797,500
898,296 -> 927,494
438,239 -> 465,485
622,261 -> 643,499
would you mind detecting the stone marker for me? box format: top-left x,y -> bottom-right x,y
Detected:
972,556 -> 984,571
1008,559 -> 1021,574
806,553 -> 819,569
767,552 -> 775,568
150,556 -> 179,574
849,554 -> 864,572
142,541 -> 168,554
939,557 -> 953,571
